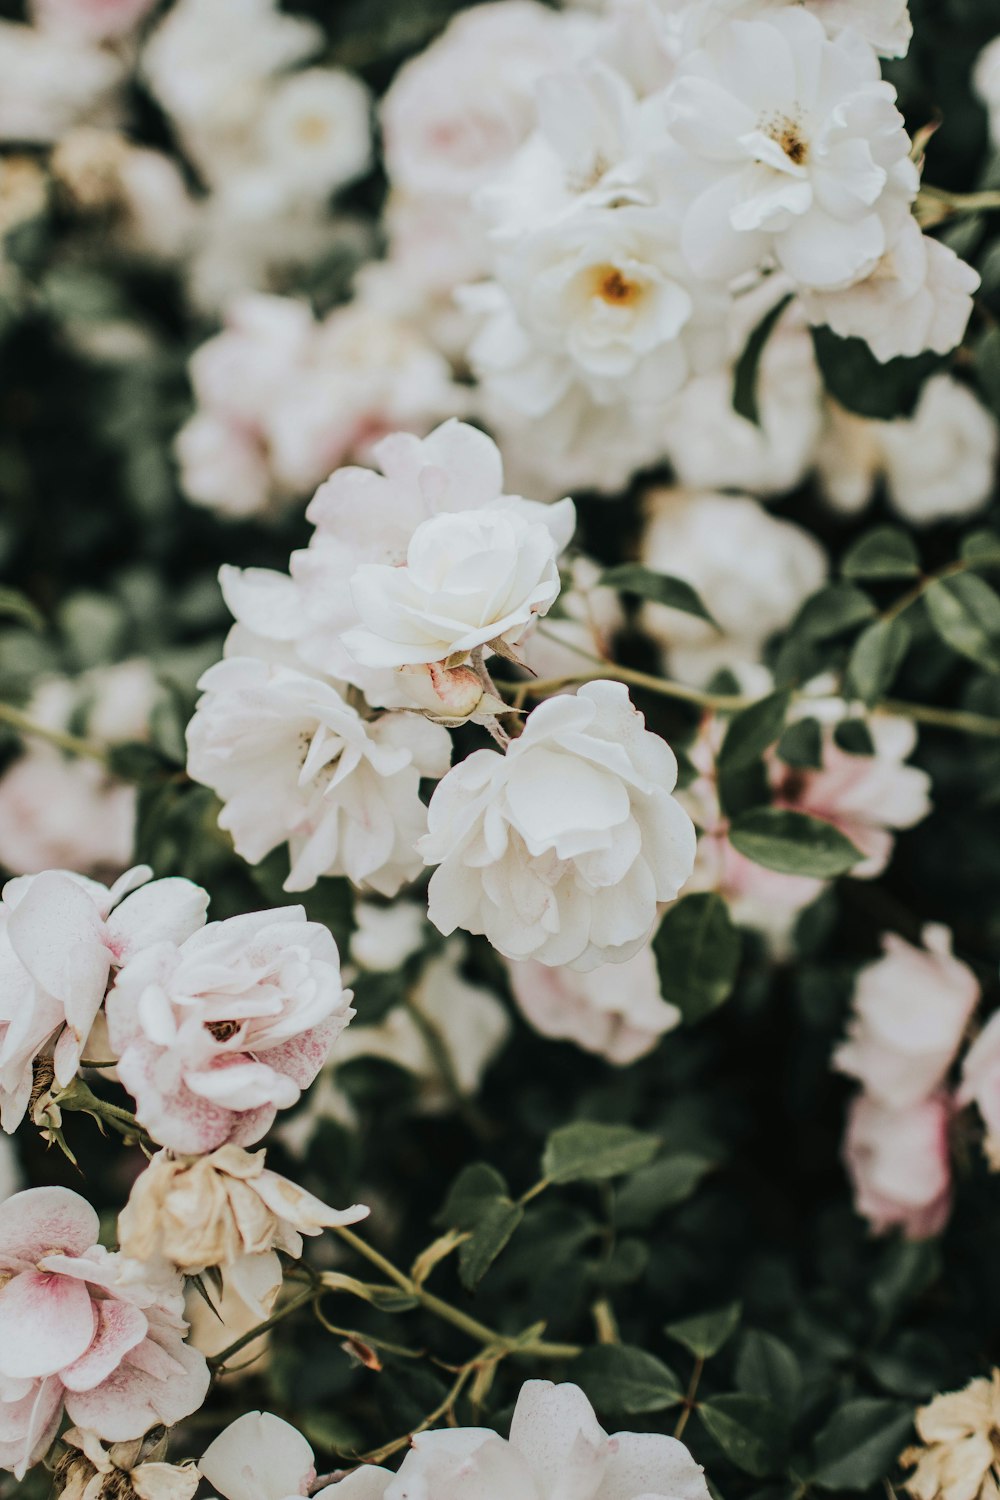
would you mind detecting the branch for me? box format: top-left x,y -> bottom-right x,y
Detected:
0,700 -> 110,764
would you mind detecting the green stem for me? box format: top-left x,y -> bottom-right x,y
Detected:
673,1354 -> 705,1441
0,701 -> 109,764
56,1080 -> 155,1148
918,184 -> 1000,221
210,1286 -> 317,1370
402,995 -> 493,1140
880,560 -> 967,626
332,1226 -> 580,1361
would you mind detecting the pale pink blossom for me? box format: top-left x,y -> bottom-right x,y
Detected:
835,927 -> 979,1110
0,751 -> 135,881
507,940 -> 680,1064
771,711 -> 931,879
30,0 -> 155,42
106,907 -> 353,1154
844,1093 -> 952,1240
958,1012 -> 1000,1168
0,1186 -> 209,1480
0,867 -> 208,1132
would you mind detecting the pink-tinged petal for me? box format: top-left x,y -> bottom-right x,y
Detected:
200,1411 -> 316,1500
0,1375 -> 62,1479
599,1432 -> 711,1500
258,1016 -> 344,1091
106,880 -> 209,965
60,1298 -> 148,1392
0,1269 -> 96,1378
0,1186 -> 100,1269
116,1040 -> 240,1155
65,1332 -> 209,1441
508,1379 -> 609,1500
6,871 -> 109,1010
313,1471 -> 392,1500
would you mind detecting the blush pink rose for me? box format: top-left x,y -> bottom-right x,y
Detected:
0,1186 -> 209,1480
29,0 -> 156,41
506,940 -> 680,1065
835,926 -> 979,1109
105,908 -> 354,1154
958,1011 -> 1000,1166
843,1093 -> 953,1241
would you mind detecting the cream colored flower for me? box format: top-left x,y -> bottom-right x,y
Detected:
55,1428 -> 198,1500
118,1145 -> 368,1273
901,1371 -> 1000,1500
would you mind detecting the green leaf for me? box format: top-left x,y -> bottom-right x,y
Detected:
811,1399 -> 914,1490
601,565 -> 717,626
735,1332 -> 801,1412
437,1163 -> 509,1230
614,1153 -> 717,1230
718,692 -> 792,774
833,719 -> 875,756
654,893 -> 742,1025
729,809 -> 863,878
699,1395 -> 787,1477
846,618 -> 911,706
666,1302 -> 742,1359
733,293 -> 794,425
542,1123 -> 660,1185
812,326 -> 943,420
925,573 -> 1000,673
776,719 -> 823,770
107,741 -> 179,783
791,584 -> 877,643
0,587 -> 44,632
842,527 -> 921,582
572,1345 -> 684,1415
961,530 -> 1000,570
458,1198 -> 524,1291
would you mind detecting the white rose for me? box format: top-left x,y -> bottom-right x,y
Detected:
419,681 -> 697,970
639,488 -> 827,682
0,21 -> 121,143
256,68 -> 372,201
878,375 -> 998,526
185,656 -> 452,896
668,10 -> 918,291
344,506 -> 562,669
974,36 -> 1000,150
679,0 -> 912,58
802,217 -> 979,364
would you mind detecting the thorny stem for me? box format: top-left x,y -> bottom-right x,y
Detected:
331,1225 -> 581,1360
672,1355 -> 705,1441
0,701 -> 109,764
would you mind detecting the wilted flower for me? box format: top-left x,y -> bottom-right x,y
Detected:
901,1371 -> 1000,1500
835,927 -> 979,1110
54,1428 -> 198,1500
118,1146 -> 368,1273
106,907 -> 354,1154
0,1187 -> 209,1480
419,681 -> 696,970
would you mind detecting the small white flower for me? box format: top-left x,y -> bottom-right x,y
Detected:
186,656 -> 452,896
668,10 -> 918,291
257,68 -> 372,200
344,506 -> 562,669
419,681 -> 696,970
878,376 -> 999,526
0,20 -> 121,143
975,36 -> 1000,151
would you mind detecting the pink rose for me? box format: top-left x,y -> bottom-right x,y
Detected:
506,941 -> 680,1065
958,1011 -> 1000,1165
0,1186 -> 208,1479
30,0 -> 156,41
835,926 -> 979,1109
843,1093 -> 952,1240
106,908 -> 354,1154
